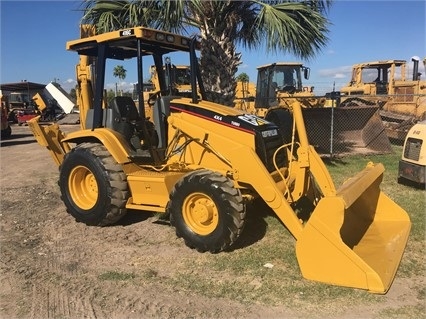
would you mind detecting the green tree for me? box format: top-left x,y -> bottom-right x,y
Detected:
113,65 -> 127,96
69,87 -> 77,102
82,0 -> 331,105
236,73 -> 250,83
106,89 -> 116,103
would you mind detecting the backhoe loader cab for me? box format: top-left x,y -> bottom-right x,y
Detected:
28,26 -> 410,294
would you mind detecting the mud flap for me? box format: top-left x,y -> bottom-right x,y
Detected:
295,163 -> 411,293
302,106 -> 392,155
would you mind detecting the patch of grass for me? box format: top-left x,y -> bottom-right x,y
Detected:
98,270 -> 136,281
377,303 -> 425,319
141,268 -> 158,279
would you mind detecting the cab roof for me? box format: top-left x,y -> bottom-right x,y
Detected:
257,62 -> 304,70
353,60 -> 407,68
66,27 -> 195,60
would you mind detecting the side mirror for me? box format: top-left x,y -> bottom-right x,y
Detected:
304,67 -> 310,80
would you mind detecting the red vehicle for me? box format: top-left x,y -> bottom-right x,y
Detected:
16,108 -> 39,126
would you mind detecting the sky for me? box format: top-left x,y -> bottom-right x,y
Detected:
1,0 -> 425,95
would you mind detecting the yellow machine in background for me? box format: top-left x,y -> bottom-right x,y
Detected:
149,62 -> 192,96
28,26 -> 410,294
339,58 -> 426,142
247,62 -> 392,155
234,80 -> 256,112
398,120 -> 426,186
253,62 -> 325,117
142,61 -> 194,120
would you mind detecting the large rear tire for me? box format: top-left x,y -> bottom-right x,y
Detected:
168,169 -> 245,253
59,142 -> 129,226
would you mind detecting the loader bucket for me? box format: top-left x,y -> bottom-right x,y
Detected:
302,106 -> 392,155
296,163 -> 411,293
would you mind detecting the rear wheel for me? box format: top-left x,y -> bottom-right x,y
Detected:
59,142 -> 129,226
168,169 -> 245,253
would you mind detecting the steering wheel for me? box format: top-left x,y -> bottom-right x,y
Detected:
279,85 -> 296,94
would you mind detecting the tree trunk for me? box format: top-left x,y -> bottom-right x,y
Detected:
199,32 -> 241,106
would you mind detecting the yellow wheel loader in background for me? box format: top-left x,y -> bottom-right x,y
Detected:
339,58 -> 426,142
234,80 -> 256,112
28,26 -> 410,294
251,63 -> 392,155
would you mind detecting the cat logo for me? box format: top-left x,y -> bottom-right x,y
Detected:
237,114 -> 268,126
120,29 -> 134,36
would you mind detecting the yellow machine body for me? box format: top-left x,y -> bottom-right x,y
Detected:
340,59 -> 426,142
398,120 -> 426,184
28,26 -> 410,294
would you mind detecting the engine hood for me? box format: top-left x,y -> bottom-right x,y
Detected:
170,99 -> 279,136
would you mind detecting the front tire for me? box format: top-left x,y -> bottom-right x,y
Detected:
168,169 -> 246,253
59,142 -> 129,226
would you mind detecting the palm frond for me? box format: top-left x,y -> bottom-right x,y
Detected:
254,1 -> 329,59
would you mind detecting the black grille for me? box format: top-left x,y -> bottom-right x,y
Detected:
404,137 -> 422,161
255,132 -> 287,173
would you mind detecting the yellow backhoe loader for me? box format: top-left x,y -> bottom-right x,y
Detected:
28,26 -> 410,294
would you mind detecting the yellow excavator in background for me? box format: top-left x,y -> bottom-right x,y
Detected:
28,25 -> 410,294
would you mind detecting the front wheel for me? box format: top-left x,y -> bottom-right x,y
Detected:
59,142 -> 129,226
168,169 -> 246,253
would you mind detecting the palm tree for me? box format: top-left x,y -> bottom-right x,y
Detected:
113,65 -> 127,96
236,73 -> 250,84
81,0 -> 332,105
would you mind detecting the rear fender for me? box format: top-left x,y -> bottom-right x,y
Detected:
62,128 -> 132,164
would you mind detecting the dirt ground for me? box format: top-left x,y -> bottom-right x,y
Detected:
0,123 -> 423,319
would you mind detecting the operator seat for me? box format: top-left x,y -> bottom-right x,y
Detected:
110,96 -> 145,149
110,96 -> 139,136
152,96 -> 176,149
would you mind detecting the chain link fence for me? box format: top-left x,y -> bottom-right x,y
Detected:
302,102 -> 393,157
